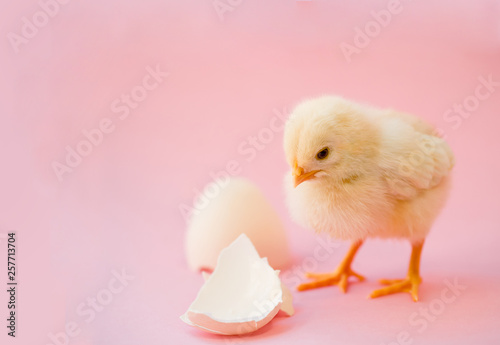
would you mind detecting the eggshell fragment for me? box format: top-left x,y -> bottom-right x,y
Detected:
199,270 -> 295,317
280,283 -> 295,317
185,178 -> 290,272
181,234 -> 292,335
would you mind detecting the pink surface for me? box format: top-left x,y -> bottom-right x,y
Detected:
1,0 -> 500,344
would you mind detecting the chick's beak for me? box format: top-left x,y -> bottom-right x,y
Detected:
293,161 -> 320,188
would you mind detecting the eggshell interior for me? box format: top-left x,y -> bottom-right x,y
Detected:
185,178 -> 290,272
199,272 -> 295,317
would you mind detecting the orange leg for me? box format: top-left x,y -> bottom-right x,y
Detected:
298,240 -> 365,293
370,240 -> 424,302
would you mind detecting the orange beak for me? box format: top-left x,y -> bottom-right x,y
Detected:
293,161 -> 320,188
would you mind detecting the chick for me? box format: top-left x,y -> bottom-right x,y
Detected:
284,96 -> 454,301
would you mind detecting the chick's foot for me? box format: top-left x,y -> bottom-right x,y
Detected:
370,274 -> 422,302
370,241 -> 424,302
297,267 -> 365,293
297,240 -> 364,293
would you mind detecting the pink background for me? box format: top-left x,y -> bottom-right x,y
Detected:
1,0 -> 500,344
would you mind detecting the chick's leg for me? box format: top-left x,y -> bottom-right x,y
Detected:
370,240 -> 424,302
298,240 -> 364,293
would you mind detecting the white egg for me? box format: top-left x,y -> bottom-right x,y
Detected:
185,178 -> 291,272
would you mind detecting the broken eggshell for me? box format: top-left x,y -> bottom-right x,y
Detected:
185,178 -> 290,272
200,265 -> 294,317
181,234 -> 294,335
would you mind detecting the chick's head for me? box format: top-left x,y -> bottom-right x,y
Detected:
284,96 -> 379,188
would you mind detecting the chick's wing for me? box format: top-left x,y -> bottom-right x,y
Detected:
376,116 -> 455,200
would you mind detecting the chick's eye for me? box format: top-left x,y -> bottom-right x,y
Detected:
316,147 -> 329,160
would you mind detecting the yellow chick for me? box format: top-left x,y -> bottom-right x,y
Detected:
283,96 -> 454,301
